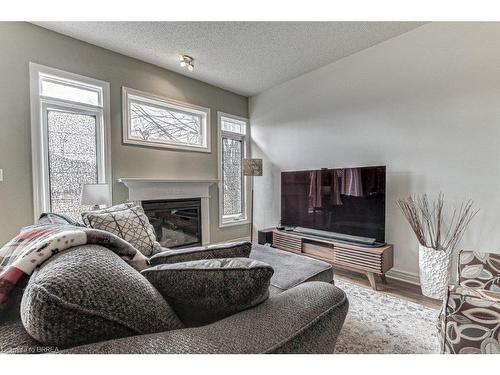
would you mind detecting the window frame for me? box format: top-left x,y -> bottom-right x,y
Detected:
217,111 -> 251,228
122,87 -> 211,153
29,63 -> 111,221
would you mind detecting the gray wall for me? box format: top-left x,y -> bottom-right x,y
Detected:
0,22 -> 250,246
249,22 -> 500,281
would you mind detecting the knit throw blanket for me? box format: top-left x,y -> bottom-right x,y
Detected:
0,224 -> 149,312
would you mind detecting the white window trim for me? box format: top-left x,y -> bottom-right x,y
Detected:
122,87 -> 211,153
29,63 -> 112,221
217,111 -> 251,228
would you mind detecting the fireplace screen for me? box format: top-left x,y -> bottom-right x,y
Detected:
142,198 -> 202,249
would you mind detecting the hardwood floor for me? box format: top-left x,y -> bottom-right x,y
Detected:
334,268 -> 442,309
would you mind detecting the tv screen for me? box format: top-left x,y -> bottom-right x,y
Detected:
281,166 -> 386,243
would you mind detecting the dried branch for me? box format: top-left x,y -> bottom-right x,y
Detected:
397,193 -> 479,252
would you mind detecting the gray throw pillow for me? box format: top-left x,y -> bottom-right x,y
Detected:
21,245 -> 183,348
82,203 -> 161,256
142,258 -> 274,326
149,241 -> 252,266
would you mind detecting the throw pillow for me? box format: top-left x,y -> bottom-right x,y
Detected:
82,203 -> 161,256
149,241 -> 252,266
21,245 -> 183,348
141,257 -> 274,327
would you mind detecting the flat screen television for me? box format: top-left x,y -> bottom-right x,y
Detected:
281,166 -> 386,243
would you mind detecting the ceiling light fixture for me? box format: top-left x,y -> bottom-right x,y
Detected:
179,55 -> 194,71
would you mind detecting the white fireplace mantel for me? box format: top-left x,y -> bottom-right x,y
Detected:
117,178 -> 218,245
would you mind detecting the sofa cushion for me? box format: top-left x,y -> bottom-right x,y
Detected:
0,310 -> 51,354
142,258 -> 274,326
82,203 -> 161,256
20,245 -> 183,349
0,284 -> 47,354
149,241 -> 252,266
250,244 -> 333,294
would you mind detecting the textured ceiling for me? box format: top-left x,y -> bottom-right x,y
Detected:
33,22 -> 425,96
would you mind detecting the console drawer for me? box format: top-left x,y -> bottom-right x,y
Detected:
333,247 -> 383,273
302,241 -> 334,260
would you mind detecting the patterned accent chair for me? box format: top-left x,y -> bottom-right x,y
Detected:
439,251 -> 500,354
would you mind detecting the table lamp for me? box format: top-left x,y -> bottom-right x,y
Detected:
81,183 -> 111,210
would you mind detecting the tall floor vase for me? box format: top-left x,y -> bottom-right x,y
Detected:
419,245 -> 451,300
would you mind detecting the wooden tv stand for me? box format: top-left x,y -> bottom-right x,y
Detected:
272,229 -> 393,290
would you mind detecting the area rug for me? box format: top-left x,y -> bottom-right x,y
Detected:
334,279 -> 441,354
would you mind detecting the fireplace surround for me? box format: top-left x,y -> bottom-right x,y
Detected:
117,178 -> 217,245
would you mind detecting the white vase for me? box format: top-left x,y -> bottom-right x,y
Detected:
418,244 -> 451,300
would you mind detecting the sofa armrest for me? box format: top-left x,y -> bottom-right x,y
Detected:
458,250 -> 500,291
62,282 -> 348,354
149,241 -> 251,266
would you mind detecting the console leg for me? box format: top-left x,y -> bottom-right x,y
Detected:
380,274 -> 387,284
366,272 -> 377,291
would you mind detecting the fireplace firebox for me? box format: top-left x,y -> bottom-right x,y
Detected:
142,198 -> 202,249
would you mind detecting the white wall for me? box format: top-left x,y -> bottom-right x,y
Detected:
249,22 -> 500,281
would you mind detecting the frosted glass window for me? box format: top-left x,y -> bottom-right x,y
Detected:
47,110 -> 98,221
222,137 -> 243,216
218,112 -> 249,226
123,89 -> 210,152
129,100 -> 203,145
30,64 -> 109,221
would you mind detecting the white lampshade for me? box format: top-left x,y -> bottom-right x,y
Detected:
243,158 -> 263,177
81,184 -> 110,206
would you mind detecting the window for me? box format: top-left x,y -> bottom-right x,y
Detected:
122,87 -> 210,152
218,112 -> 250,227
30,63 -> 111,222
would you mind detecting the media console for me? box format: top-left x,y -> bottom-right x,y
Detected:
272,229 -> 393,290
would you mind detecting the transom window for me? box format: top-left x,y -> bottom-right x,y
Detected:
122,87 -> 210,152
40,76 -> 102,106
30,63 -> 111,222
218,112 -> 250,227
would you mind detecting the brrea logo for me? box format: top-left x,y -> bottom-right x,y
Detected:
10,346 -> 60,354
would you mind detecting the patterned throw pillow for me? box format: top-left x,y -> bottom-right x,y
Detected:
82,203 -> 161,256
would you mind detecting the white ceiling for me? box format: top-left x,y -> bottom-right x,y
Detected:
34,22 -> 425,96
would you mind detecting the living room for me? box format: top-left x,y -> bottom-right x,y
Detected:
1,1 -> 499,372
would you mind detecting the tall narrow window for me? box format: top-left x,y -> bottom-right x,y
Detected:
218,112 -> 250,227
30,63 -> 110,221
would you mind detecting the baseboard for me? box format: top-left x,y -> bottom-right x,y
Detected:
385,268 -> 420,286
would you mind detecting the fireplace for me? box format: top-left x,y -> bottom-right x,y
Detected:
118,178 -> 217,245
142,198 -> 202,249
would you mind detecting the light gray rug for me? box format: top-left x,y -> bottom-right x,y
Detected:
334,279 -> 441,354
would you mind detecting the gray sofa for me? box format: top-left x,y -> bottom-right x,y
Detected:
0,243 -> 348,354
